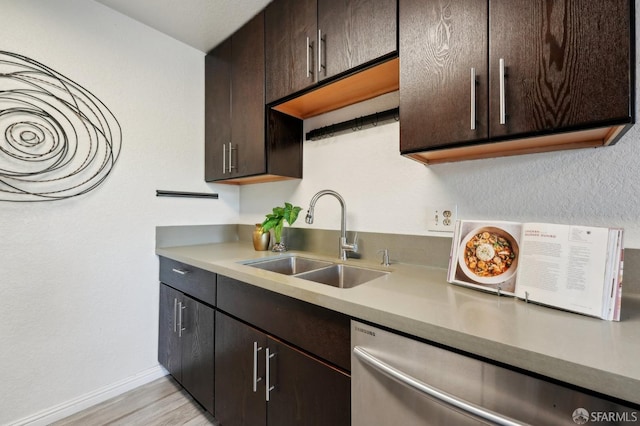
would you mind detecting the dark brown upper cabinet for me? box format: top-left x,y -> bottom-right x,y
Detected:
205,11 -> 303,184
205,38 -> 232,182
265,0 -> 317,104
265,0 -> 398,106
399,0 -> 489,152
318,0 -> 397,80
400,0 -> 634,164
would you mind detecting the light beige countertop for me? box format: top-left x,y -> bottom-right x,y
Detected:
156,241 -> 640,406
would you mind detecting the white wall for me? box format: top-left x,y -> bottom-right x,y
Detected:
240,35 -> 640,248
0,1 -> 239,424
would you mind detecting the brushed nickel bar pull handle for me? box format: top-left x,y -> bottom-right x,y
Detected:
178,302 -> 186,337
499,58 -> 506,125
222,143 -> 226,174
317,29 -> 324,75
306,36 -> 311,78
265,348 -> 276,402
253,342 -> 263,392
173,298 -> 178,333
228,143 -> 235,172
353,347 -> 527,426
470,67 -> 476,130
172,268 -> 188,275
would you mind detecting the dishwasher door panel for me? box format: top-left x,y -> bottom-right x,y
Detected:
352,353 -> 484,425
351,320 -> 635,426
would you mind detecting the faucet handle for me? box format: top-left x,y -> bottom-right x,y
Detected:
341,232 -> 358,255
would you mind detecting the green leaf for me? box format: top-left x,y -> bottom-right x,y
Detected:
260,220 -> 272,232
261,215 -> 281,232
284,204 -> 302,226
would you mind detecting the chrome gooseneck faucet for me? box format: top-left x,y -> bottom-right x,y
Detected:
306,189 -> 358,260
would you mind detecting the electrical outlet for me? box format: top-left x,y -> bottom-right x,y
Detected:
427,205 -> 457,233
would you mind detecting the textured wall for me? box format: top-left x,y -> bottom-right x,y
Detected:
0,1 -> 239,424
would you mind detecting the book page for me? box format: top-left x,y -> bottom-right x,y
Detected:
515,223 -> 610,317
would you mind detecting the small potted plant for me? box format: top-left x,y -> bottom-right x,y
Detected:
261,202 -> 302,252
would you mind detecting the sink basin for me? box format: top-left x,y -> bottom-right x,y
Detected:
242,255 -> 389,288
295,264 -> 389,288
245,256 -> 334,275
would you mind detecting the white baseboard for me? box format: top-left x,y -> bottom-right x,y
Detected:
9,365 -> 168,426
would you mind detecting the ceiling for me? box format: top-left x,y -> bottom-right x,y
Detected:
94,0 -> 272,52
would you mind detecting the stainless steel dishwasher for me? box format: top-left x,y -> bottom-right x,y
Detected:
351,320 -> 637,425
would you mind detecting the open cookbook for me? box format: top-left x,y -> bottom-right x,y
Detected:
447,220 -> 624,321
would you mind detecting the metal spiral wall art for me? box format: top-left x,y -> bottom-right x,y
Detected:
0,51 -> 122,201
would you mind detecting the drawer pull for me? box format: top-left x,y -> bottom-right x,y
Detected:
172,268 -> 189,275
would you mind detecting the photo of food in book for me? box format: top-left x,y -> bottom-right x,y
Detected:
452,222 -> 522,293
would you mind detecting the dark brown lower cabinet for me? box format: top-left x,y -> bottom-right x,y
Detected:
215,311 -> 266,426
215,311 -> 350,426
159,284 -> 183,381
158,283 -> 215,414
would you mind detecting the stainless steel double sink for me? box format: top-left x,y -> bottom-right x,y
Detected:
240,255 -> 389,289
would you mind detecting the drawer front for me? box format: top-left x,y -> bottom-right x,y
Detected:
217,275 -> 350,371
159,257 -> 216,306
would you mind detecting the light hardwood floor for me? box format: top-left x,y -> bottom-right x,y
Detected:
52,376 -> 218,426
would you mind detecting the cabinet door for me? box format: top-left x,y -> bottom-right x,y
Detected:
231,12 -> 267,178
181,295 -> 215,414
204,38 -> 232,181
489,0 -> 632,139
266,338 -> 351,426
215,312 -> 267,426
318,0 -> 397,80
158,284 -> 182,382
265,0 -> 317,103
400,0 -> 488,152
